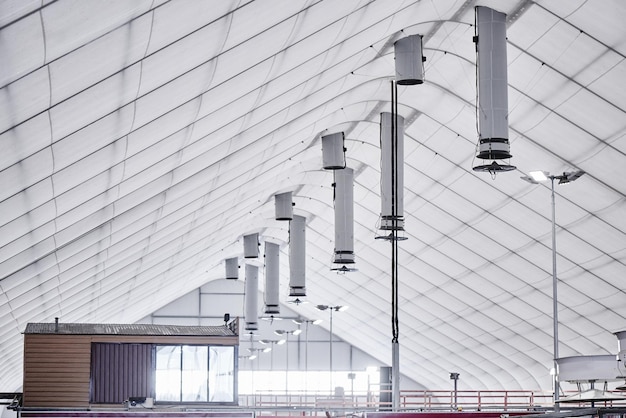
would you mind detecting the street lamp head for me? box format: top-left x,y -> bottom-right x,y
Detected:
521,170 -> 585,185
316,304 -> 329,311
558,170 -> 585,184
293,329 -> 302,336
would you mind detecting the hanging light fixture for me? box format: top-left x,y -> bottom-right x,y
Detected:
394,34 -> 425,85
264,242 -> 280,315
225,257 -> 239,280
289,215 -> 306,297
472,6 -> 515,174
243,233 -> 259,258
275,191 -> 294,221
244,264 -> 259,331
332,167 -> 355,267
322,132 -> 346,170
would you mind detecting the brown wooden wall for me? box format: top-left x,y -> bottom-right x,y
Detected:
23,333 -> 238,408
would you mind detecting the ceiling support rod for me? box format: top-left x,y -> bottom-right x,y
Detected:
390,79 -> 400,411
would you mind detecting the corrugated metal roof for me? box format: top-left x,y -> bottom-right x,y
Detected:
24,322 -> 237,337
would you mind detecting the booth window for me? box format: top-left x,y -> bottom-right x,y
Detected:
155,345 -> 235,403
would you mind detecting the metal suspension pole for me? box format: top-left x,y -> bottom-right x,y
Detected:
551,176 -> 560,411
391,80 -> 400,411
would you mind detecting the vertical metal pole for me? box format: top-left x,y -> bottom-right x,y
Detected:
551,177 -> 560,411
390,80 -> 400,411
330,309 -> 334,395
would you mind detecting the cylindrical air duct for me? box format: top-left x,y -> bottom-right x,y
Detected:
475,6 -> 511,161
380,112 -> 405,230
616,331 -> 626,365
225,257 -> 239,280
243,233 -> 259,258
244,264 -> 259,331
289,215 -> 306,297
322,132 -> 346,169
275,191 -> 294,221
264,242 -> 280,315
333,167 -> 355,264
394,34 -> 424,85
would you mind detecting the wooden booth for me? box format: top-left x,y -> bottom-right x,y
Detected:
22,320 -> 239,409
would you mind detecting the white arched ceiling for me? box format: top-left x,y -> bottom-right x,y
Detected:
1,0 -> 625,394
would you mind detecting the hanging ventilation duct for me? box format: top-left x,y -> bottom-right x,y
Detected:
616,331 -> 626,365
225,257 -> 239,280
275,191 -> 294,221
264,242 -> 280,315
322,132 -> 346,169
333,167 -> 355,264
243,233 -> 259,258
289,215 -> 306,297
244,264 -> 259,331
394,34 -> 425,85
380,112 -> 405,230
473,6 -> 515,173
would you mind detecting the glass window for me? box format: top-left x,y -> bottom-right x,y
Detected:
209,346 -> 235,402
182,345 -> 208,402
155,345 -> 182,401
155,345 -> 235,403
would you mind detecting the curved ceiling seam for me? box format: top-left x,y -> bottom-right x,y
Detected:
0,0 -> 59,32
0,136 -> 322,282
0,0 -> 168,89
2,99 -> 612,314
535,1 -> 626,60
0,74 -> 471,237
0,0 -> 388,139
0,14 -> 468,191
508,39 -> 626,122
0,11 -> 469,177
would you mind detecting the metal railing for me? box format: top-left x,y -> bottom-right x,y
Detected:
238,389 -> 626,415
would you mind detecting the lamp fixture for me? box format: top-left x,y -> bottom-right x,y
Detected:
274,329 -> 302,336
520,168 -> 585,409
521,170 -> 585,185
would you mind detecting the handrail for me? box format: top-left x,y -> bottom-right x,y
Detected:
239,389 -> 626,414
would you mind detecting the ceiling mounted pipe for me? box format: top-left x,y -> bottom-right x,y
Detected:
289,215 -> 306,297
394,34 -> 425,85
473,6 -> 515,173
380,112 -> 405,231
616,331 -> 626,365
225,257 -> 239,280
322,132 -> 346,169
264,242 -> 280,315
333,167 -> 355,264
275,191 -> 294,221
243,233 -> 259,258
244,264 -> 259,331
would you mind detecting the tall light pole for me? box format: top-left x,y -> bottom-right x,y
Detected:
521,169 -> 585,410
316,304 -> 349,394
259,338 -> 286,387
293,318 -> 322,393
274,329 -> 302,396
